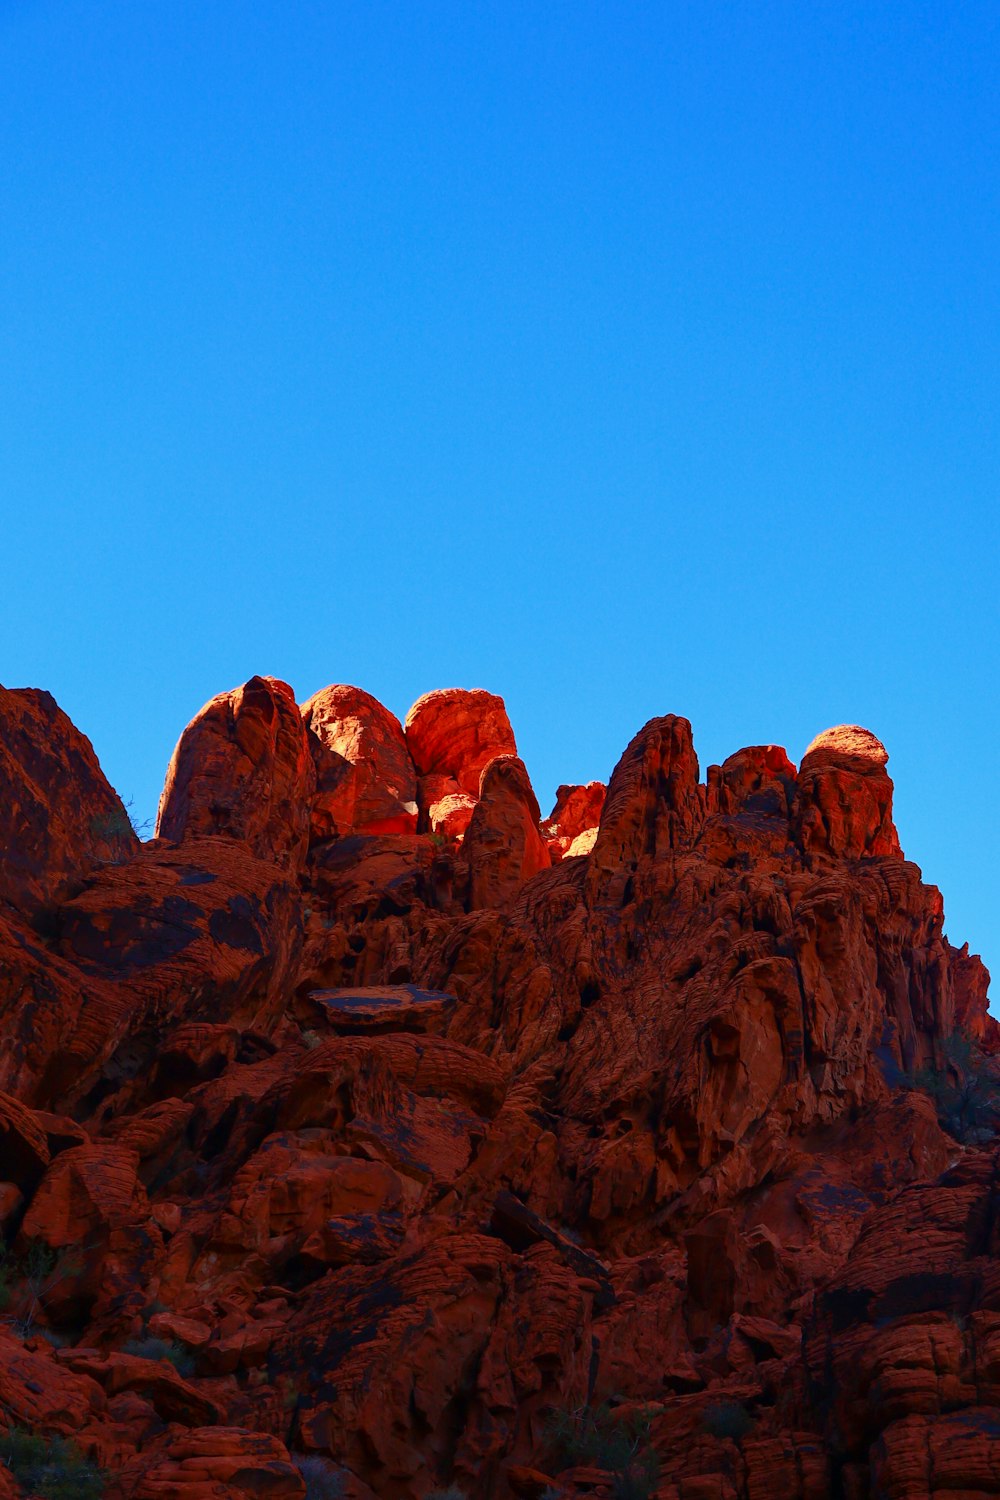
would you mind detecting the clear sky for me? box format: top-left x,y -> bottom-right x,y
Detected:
1,3 -> 997,990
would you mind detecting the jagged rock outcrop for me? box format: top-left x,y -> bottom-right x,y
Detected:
804,1148 -> 1000,1497
0,677 -> 993,1500
584,713 -> 705,904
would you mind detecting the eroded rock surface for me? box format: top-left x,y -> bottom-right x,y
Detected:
302,685 -> 418,840
0,683 -> 138,914
156,677 -> 315,868
0,678 -> 993,1500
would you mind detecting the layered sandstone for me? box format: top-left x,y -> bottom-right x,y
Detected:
0,679 -> 993,1500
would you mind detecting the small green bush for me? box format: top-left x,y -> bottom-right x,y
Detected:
121,1336 -> 196,1378
702,1400 -> 754,1441
905,1033 -> 1000,1144
544,1403 -> 659,1500
0,1238 -> 79,1334
22,1239 -> 59,1286
91,797 -> 152,845
3,1426 -> 105,1499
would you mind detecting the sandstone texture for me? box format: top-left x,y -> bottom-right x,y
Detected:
302,686 -> 418,840
0,677 -> 994,1500
543,781 -> 606,862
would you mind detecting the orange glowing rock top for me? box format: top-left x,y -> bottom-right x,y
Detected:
802,723 -> 890,768
404,687 -> 517,795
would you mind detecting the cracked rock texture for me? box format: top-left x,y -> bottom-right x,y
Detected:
0,679 -> 994,1499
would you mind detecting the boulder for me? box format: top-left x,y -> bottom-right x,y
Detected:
302,685 -> 418,840
427,790 -> 478,840
405,687 -> 517,796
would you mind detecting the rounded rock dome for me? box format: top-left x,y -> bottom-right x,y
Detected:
802,724 -> 889,768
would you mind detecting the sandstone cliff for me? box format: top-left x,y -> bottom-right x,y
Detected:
0,678 -> 993,1500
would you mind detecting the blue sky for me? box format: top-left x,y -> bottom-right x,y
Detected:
1,2 -> 997,988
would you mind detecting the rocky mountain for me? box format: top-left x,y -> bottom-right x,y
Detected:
0,675 -> 994,1500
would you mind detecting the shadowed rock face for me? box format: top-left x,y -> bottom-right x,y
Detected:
463,755 -> 551,910
0,679 -> 994,1500
0,684 -> 138,914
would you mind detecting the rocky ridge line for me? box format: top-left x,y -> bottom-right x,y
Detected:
0,676 -> 994,1500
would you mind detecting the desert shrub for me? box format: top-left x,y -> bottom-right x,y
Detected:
0,1239 -> 80,1334
89,807 -> 132,841
291,1456 -> 346,1499
544,1403 -> 659,1500
906,1033 -> 1000,1144
702,1400 -> 754,1441
121,1336 -> 196,1378
21,1240 -> 65,1329
2,1426 -> 105,1498
88,797 -> 152,858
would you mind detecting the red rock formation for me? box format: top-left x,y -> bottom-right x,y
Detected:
0,682 -> 138,914
543,781 -> 606,861
709,742 -> 796,815
546,781 -> 606,838
301,685 -> 418,840
427,789 -> 478,840
463,755 -> 551,910
585,713 -> 704,903
156,677 -> 315,868
406,686 -> 517,793
793,723 -> 902,861
0,686 -> 994,1500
